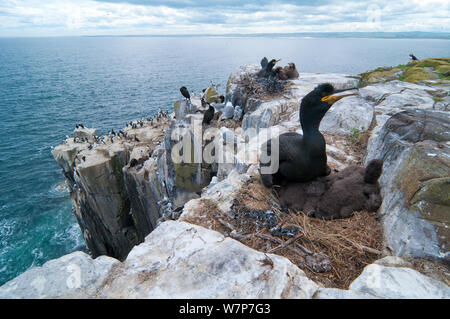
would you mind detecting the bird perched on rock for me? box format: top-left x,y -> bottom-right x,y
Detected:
284,63 -> 299,79
266,59 -> 279,73
409,53 -> 418,61
180,86 -> 190,100
274,63 -> 299,80
202,103 -> 215,125
259,83 -> 358,188
258,58 -> 281,77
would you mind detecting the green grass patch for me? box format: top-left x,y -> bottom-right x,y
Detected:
438,72 -> 450,80
350,127 -> 365,144
395,64 -> 407,69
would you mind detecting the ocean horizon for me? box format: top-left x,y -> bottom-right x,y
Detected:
2,31 -> 450,39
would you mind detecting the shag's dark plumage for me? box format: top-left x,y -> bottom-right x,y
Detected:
266,59 -> 278,73
258,58 -> 280,77
273,66 -> 286,79
409,53 -> 418,61
232,87 -> 248,107
260,83 -> 335,187
278,159 -> 383,220
202,104 -> 215,125
129,158 -> 138,167
180,86 -> 190,100
260,57 -> 268,69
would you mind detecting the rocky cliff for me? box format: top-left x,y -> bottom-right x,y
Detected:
1,58 -> 449,298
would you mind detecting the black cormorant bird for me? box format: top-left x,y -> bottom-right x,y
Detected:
258,58 -> 281,77
409,53 -> 418,61
260,57 -> 268,69
129,158 -> 138,168
180,86 -> 190,100
273,66 -> 287,80
202,104 -> 215,125
266,59 -> 279,73
260,83 -> 357,187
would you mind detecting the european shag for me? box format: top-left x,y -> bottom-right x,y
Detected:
273,66 -> 287,80
260,57 -> 268,69
258,58 -> 281,77
274,63 -> 299,80
202,104 -> 215,125
266,59 -> 279,73
129,158 -> 138,168
278,159 -> 383,220
180,86 -> 190,100
260,83 -> 357,187
284,63 -> 299,79
409,53 -> 418,61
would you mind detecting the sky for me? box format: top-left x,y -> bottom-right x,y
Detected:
0,0 -> 449,37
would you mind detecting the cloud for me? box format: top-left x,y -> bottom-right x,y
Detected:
0,0 -> 448,36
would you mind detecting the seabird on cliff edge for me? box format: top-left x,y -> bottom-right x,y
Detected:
180,86 -> 190,100
259,83 -> 358,187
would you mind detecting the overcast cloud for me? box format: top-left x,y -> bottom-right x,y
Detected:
0,0 -> 448,37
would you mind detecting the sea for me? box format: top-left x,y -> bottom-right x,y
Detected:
0,36 -> 448,285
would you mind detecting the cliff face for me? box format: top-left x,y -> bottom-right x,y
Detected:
52,119 -> 172,260
2,58 -> 449,298
51,96 -> 218,261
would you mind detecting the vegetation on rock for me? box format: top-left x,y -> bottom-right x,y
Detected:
359,58 -> 450,87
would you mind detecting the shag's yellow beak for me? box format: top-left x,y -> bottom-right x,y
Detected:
321,93 -> 358,105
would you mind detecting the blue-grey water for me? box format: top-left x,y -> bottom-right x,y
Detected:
0,36 -> 449,285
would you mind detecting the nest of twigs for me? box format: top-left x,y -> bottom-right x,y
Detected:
182,178 -> 384,289
236,72 -> 291,102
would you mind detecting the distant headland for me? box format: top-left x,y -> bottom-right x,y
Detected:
85,32 -> 450,40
